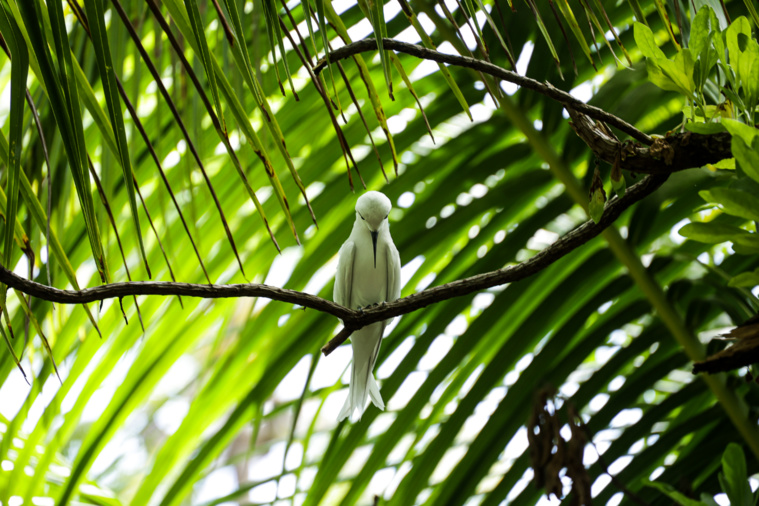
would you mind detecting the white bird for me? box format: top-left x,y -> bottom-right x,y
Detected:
335,191 -> 402,422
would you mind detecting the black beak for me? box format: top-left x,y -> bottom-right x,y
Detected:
371,231 -> 378,268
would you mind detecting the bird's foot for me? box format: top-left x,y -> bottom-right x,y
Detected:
358,303 -> 383,314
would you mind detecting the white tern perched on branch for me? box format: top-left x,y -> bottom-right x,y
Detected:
335,191 -> 402,422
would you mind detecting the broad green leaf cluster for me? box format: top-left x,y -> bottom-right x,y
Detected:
681,117 -> 759,288
636,5 -> 759,123
633,5 -> 759,300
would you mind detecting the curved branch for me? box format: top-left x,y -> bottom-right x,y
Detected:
0,174 -> 667,355
314,38 -> 653,145
0,272 -> 355,320
568,109 -> 732,174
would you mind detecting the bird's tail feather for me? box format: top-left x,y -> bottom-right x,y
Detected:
368,374 -> 384,410
338,361 -> 366,422
338,392 -> 353,421
339,361 -> 385,421
338,324 -> 385,422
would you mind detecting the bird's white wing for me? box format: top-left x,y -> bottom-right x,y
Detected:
334,241 -> 355,309
386,242 -> 401,303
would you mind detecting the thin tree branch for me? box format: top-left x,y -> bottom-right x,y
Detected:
0,174 -> 667,355
313,38 -> 653,145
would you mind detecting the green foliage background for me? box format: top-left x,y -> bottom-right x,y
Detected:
0,0 -> 758,505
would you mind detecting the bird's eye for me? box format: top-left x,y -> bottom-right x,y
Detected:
384,214 -> 389,220
358,212 -> 365,220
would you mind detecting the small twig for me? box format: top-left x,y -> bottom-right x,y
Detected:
313,38 -> 653,145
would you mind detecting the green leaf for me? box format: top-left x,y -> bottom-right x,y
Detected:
18,0 -> 109,283
634,21 -> 667,60
728,270 -> 759,287
699,187 -> 759,221
183,0 -> 226,134
0,129 -> 100,333
713,27 -> 729,68
722,86 -> 747,111
473,0 -> 513,64
160,0 -> 312,237
556,0 -> 595,68
685,122 -> 726,134
588,186 -> 606,223
461,0 -> 486,51
261,0 -> 297,96
652,0 -> 679,48
678,221 -> 749,243
690,6 -> 720,93
611,164 -> 625,197
526,0 -> 563,78
731,136 -> 759,184
739,51 -> 759,108
697,45 -> 719,90
713,158 -> 736,169
733,243 -> 759,255
644,479 -> 709,506
211,2 -> 298,242
725,231 -> 759,249
370,0 -> 392,98
721,118 -> 759,144
0,4 -> 28,278
12,288 -> 60,382
82,0 -> 150,278
0,315 -> 26,383
743,0 -> 759,29
726,16 -> 752,69
322,1 -> 400,170
314,0 -> 341,105
586,0 -> 632,65
721,443 -> 753,506
580,0 -> 623,66
389,54 -> 434,141
220,0 -> 265,107
690,5 -> 717,56
647,58 -> 688,94
298,0 -> 319,59
396,0 -> 471,119
665,49 -> 696,95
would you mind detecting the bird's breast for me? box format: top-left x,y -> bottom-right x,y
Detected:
350,237 -> 389,309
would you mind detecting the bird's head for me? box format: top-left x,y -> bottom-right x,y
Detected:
355,191 -> 391,232
356,191 -> 392,268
